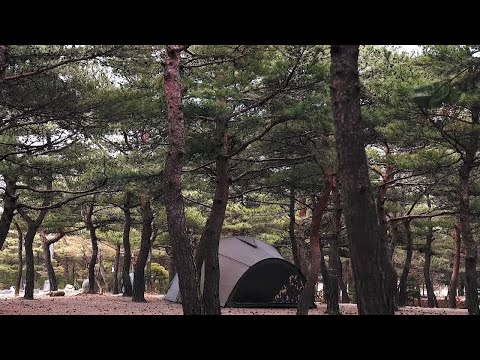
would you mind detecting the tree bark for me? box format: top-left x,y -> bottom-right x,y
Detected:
289,187 -> 303,271
331,45 -> 394,314
39,227 -> 58,291
19,172 -> 53,300
164,44 -> 203,315
449,221 -> 461,308
122,191 -> 133,296
458,106 -> 479,315
133,193 -> 154,302
338,260 -> 349,303
332,180 -> 349,303
113,243 -> 121,294
14,222 -> 23,296
0,176 -> 17,250
84,202 -> 98,294
296,181 -> 333,315
424,193 -> 438,308
398,220 -> 413,306
323,174 -> 340,314
196,119 -> 230,315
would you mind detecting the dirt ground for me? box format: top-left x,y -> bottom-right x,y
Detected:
0,294 -> 469,315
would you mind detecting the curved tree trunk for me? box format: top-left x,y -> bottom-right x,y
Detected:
297,180 -> 333,315
113,243 -> 121,294
398,220 -> 413,306
331,45 -> 394,314
14,222 -> 23,297
122,191 -> 133,296
164,44 -> 203,315
0,176 -> 17,250
133,193 -> 154,302
39,228 -> 58,291
197,119 -> 230,315
19,172 -> 53,300
84,202 -> 98,294
449,221 -> 461,308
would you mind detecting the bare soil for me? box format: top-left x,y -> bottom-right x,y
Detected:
0,294 -> 469,315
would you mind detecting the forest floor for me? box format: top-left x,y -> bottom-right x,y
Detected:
0,294 -> 469,315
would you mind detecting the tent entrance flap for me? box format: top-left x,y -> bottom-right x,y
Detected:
225,258 -> 313,308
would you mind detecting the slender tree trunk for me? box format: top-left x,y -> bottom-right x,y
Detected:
0,176 -> 17,250
375,150 -> 399,310
424,223 -> 438,308
332,181 -> 349,303
23,227 -> 36,299
297,181 -> 333,315
323,174 -> 340,314
289,187 -> 302,271
197,119 -> 230,315
338,260 -> 349,303
331,45 -> 394,314
449,221 -> 461,308
164,44 -> 203,315
398,220 -> 413,306
19,172 -> 53,300
459,167 -> 479,314
84,202 -> 98,294
122,191 -> 133,296
14,222 -> 23,297
113,243 -> 121,294
133,193 -> 154,302
39,228 -> 58,291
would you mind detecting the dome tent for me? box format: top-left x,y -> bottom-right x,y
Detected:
165,236 -> 313,308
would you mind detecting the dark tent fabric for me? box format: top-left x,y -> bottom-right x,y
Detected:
164,236 -> 314,308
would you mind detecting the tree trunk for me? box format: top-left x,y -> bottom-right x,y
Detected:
20,172 -> 53,300
14,222 -> 23,297
424,217 -> 438,308
398,220 -> 413,306
375,147 -> 399,310
289,187 -> 303,271
113,243 -> 121,294
84,202 -> 98,294
449,221 -> 461,308
39,227 -> 58,291
297,181 -> 333,315
323,174 -> 340,314
459,275 -> 465,296
23,226 -> 37,299
122,191 -> 133,296
196,119 -> 230,315
133,193 -> 154,302
164,44 -> 203,315
331,45 -> 394,314
338,260 -> 349,303
0,176 -> 17,250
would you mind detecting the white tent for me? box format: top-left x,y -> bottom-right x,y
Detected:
165,236 -> 311,308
